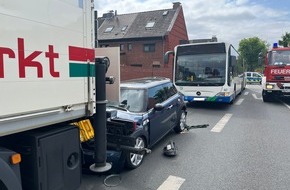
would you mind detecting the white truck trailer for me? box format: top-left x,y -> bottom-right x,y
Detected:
0,1 -> 127,189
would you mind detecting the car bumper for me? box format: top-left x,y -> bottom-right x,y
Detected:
184,95 -> 233,103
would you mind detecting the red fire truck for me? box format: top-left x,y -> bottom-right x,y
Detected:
260,43 -> 290,102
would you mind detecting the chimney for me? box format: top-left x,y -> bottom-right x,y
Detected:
102,10 -> 114,19
212,35 -> 218,42
173,2 -> 181,9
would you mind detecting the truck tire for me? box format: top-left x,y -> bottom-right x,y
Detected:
0,157 -> 22,190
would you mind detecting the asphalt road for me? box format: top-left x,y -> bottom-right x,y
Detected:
78,84 -> 290,190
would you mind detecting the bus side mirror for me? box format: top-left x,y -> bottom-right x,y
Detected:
230,56 -> 237,67
164,51 -> 174,64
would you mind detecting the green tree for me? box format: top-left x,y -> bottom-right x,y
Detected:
238,37 -> 267,71
278,32 -> 290,47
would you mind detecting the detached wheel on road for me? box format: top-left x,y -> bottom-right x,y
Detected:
125,136 -> 146,169
174,109 -> 187,133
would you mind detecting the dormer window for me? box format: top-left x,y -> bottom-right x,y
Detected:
145,21 -> 155,28
162,11 -> 168,16
104,26 -> 114,33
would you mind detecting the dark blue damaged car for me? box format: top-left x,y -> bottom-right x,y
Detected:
105,77 -> 187,169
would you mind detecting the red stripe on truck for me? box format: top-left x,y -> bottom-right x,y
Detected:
68,46 -> 95,62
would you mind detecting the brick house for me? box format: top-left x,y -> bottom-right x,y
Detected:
97,2 -> 188,81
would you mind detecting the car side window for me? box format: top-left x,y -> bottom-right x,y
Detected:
162,82 -> 178,99
147,85 -> 166,110
253,73 -> 260,77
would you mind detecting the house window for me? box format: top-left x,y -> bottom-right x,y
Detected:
144,44 -> 155,52
145,21 -> 155,28
99,44 -> 109,48
128,43 -> 132,51
162,11 -> 168,16
120,44 -> 124,51
104,26 -> 114,33
130,63 -> 142,67
152,61 -> 160,68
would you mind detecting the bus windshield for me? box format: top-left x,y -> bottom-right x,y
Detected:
175,53 -> 226,86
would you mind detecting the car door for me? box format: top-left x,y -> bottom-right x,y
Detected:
161,82 -> 179,130
148,84 -> 174,146
253,72 -> 262,83
246,72 -> 251,83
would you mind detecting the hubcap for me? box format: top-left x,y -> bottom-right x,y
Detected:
130,137 -> 145,166
179,112 -> 186,130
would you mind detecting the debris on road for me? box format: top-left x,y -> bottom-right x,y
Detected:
163,141 -> 178,157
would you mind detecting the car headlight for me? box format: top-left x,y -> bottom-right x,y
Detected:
266,84 -> 274,89
142,119 -> 149,131
142,119 -> 149,126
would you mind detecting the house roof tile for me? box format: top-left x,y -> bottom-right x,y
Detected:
97,6 -> 180,40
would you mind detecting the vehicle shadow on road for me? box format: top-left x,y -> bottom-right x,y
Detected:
186,101 -> 231,111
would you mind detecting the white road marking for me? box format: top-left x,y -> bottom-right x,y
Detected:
234,98 -> 244,105
250,86 -> 262,93
244,92 -> 249,95
157,175 -> 185,190
211,113 -> 233,133
252,94 -> 262,100
282,102 -> 290,110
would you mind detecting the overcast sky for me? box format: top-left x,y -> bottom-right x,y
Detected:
94,0 -> 290,49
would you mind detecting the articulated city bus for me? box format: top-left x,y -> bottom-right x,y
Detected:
165,42 -> 246,103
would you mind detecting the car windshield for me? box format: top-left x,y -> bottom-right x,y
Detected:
120,88 -> 147,112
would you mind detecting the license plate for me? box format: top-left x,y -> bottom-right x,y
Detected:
194,97 -> 205,101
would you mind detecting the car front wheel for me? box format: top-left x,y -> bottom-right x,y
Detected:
174,110 -> 187,133
125,136 -> 146,169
